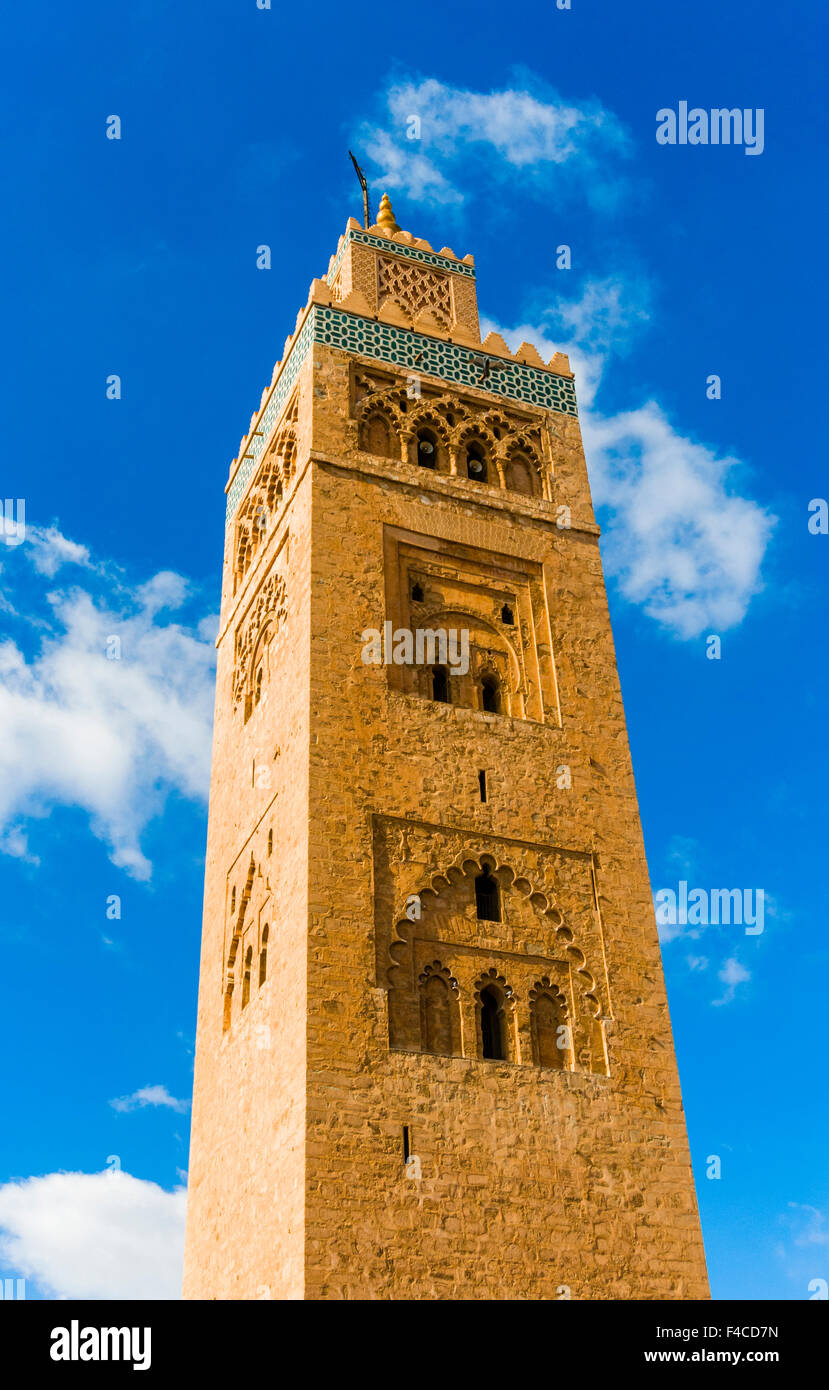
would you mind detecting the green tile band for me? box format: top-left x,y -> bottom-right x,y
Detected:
226,305 -> 577,525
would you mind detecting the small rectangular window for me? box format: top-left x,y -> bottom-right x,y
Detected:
478,770 -> 487,802
402,1125 -> 410,1163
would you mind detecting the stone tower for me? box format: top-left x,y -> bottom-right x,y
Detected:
183,195 -> 709,1301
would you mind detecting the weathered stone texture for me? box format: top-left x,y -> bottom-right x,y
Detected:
184,209 -> 709,1301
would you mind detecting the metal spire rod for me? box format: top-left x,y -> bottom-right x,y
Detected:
348,149 -> 372,229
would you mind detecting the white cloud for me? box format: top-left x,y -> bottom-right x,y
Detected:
26,526 -> 92,578
0,528 -> 216,879
488,280 -> 775,639
361,78 -> 773,638
784,1204 -> 829,1248
360,129 -> 461,207
666,835 -> 702,876
552,275 -> 651,362
0,1170 -> 186,1299
361,78 -> 630,210
712,955 -> 751,1006
581,405 -> 775,638
110,1085 -> 190,1115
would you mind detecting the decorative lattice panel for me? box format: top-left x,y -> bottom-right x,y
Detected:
377,255 -> 451,325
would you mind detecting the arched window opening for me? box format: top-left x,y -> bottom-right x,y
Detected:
259,925 -> 269,988
500,603 -> 514,625
242,947 -> 252,1008
509,455 -> 535,497
480,986 -> 506,1060
416,429 -> 437,469
533,992 -> 565,1069
481,674 -> 500,714
466,443 -> 488,482
432,665 -> 450,703
422,975 -> 452,1055
366,415 -> 394,458
475,867 -> 501,922
411,581 -> 424,603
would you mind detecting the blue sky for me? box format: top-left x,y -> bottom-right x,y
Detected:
0,0 -> 826,1299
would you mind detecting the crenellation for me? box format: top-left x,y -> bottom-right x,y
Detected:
183,194 -> 709,1302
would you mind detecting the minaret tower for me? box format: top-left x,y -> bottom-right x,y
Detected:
183,196 -> 709,1300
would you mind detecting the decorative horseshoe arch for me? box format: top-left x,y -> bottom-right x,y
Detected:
385,849 -> 607,1073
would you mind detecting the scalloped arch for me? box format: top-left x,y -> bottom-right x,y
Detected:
407,406 -> 453,446
387,849 -> 602,1019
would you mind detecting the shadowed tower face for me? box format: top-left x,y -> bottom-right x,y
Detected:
183,195 -> 709,1301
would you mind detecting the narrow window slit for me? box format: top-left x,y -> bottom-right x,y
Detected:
475,866 -> 501,922
432,666 -> 450,703
480,986 -> 506,1061
481,675 -> 499,713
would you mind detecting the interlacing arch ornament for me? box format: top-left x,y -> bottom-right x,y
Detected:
386,850 -> 606,1071
352,372 -> 551,499
223,854 -> 256,1031
234,395 -> 300,589
232,569 -> 287,713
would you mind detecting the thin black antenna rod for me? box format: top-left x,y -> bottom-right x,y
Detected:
348,150 -> 372,229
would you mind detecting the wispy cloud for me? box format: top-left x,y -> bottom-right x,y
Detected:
27,526 -> 93,578
360,77 -> 631,212
488,278 -> 775,639
783,1204 -> 829,1248
666,836 -> 703,877
0,525 -> 216,879
110,1085 -> 191,1115
712,955 -> 751,1006
359,72 -> 775,640
582,404 -> 774,638
0,1170 -> 186,1299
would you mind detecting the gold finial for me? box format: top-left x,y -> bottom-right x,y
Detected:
376,192 -> 400,234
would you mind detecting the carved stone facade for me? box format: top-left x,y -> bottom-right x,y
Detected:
232,395 -> 299,592
378,254 -> 452,327
184,197 -> 709,1302
374,818 -> 608,1076
352,364 -> 553,500
382,529 -> 560,723
231,562 -> 288,718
